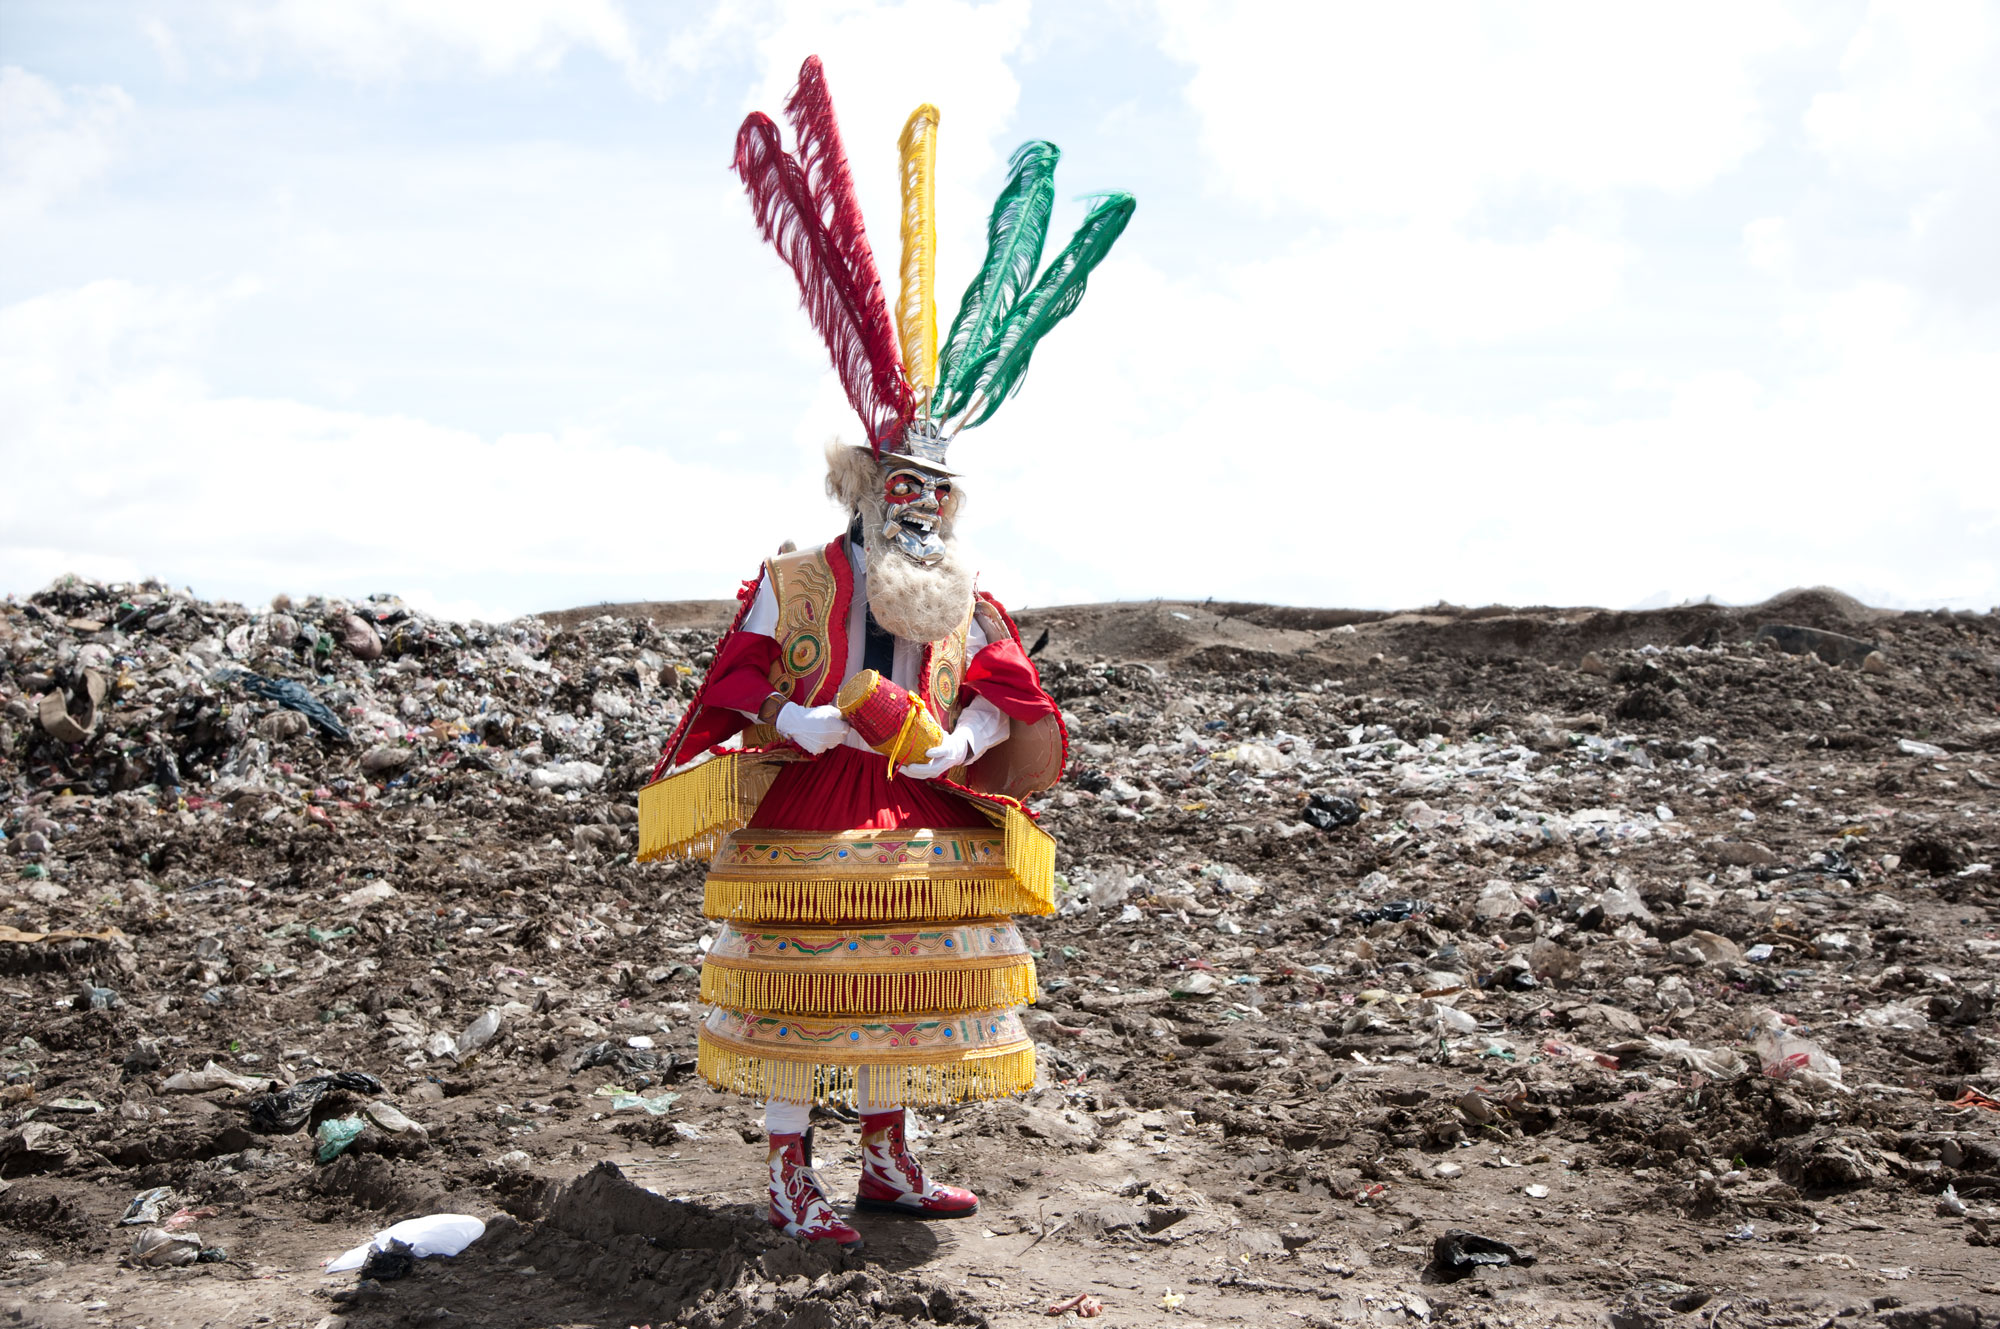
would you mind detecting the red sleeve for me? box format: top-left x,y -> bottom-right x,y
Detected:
962,635 -> 1058,724
651,571 -> 771,781
702,632 -> 781,712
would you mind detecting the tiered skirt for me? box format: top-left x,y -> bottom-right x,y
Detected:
691,747 -> 1051,1105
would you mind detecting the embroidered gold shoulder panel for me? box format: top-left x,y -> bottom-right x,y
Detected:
767,544 -> 844,705
923,604 -> 973,727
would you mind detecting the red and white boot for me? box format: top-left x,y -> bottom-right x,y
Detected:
768,1133 -> 863,1250
855,1110 -> 979,1219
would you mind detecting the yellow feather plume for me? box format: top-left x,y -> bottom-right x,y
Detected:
896,104 -> 940,399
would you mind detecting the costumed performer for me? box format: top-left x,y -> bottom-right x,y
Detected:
638,55 -> 1134,1251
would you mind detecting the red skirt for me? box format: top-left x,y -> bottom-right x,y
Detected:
747,744 -> 979,832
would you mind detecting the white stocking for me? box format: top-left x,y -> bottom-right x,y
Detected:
765,1100 -> 811,1135
854,1068 -> 902,1114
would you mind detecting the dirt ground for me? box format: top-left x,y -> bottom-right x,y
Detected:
2,581 -> 1997,1329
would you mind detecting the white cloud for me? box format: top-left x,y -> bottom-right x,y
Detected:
1157,2 -> 1801,224
1232,225 -> 1628,380
1805,0 -> 1997,182
217,0 -> 640,82
0,280 -> 833,620
1801,1 -> 2000,308
1742,216 -> 1791,277
0,66 -> 133,222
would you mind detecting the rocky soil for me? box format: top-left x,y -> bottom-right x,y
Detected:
0,577 -> 1996,1329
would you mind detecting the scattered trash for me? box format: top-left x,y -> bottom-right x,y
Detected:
160,1061 -> 271,1095
1745,1010 -> 1843,1087
1169,971 -> 1224,1000
221,670 -> 350,742
0,1122 -> 76,1171
1046,1292 -> 1104,1317
600,1087 -> 680,1115
325,1214 -> 487,1274
73,985 -> 120,1011
3,577 -> 1990,1324
128,1227 -> 202,1267
360,1239 -> 417,1282
1302,792 -> 1361,832
315,1115 -> 367,1163
456,1009 -> 503,1059
119,1187 -> 173,1226
248,1071 -> 386,1133
1429,1229 -> 1537,1281
1541,1039 -> 1619,1071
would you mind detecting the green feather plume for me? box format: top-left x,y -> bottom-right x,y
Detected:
933,141 -> 1060,414
946,191 -> 1135,428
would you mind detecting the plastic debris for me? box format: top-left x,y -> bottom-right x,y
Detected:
221,670 -> 350,742
1046,1292 -> 1104,1317
609,1092 -> 680,1115
1429,1229 -> 1537,1282
160,1061 -> 270,1094
129,1227 -> 202,1267
455,1009 -> 503,1059
1302,792 -> 1361,831
325,1214 -> 487,1274
119,1186 -> 173,1226
1745,1010 -> 1843,1087
315,1115 -> 367,1163
248,1071 -> 386,1134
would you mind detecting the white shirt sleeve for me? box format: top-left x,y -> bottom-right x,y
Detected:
954,611 -> 1008,754
957,693 -> 1010,756
740,570 -> 778,638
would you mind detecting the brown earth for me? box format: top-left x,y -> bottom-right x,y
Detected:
1,582 -> 1997,1329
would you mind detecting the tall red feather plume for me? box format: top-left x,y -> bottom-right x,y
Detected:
733,58 -> 912,452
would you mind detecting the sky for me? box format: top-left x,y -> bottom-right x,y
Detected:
2,0 -> 1996,623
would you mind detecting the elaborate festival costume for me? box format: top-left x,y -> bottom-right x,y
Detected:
639,56 -> 1132,1249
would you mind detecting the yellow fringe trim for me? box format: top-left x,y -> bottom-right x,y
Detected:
702,875 -> 1046,924
1000,801 -> 1057,915
637,753 -> 738,863
699,959 -> 1038,1017
637,754 -> 786,863
697,1037 -> 1035,1107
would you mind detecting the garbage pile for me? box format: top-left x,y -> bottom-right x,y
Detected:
1,574 -> 702,829
1,576 -> 1997,1327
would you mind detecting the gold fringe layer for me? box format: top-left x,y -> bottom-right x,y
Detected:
697,1035 -> 1034,1107
999,801 -> 1056,914
702,875 -> 1048,924
699,958 -> 1038,1017
636,754 -> 785,863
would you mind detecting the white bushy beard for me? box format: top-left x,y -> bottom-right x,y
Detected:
858,490 -> 974,643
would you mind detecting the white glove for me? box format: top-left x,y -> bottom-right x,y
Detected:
901,726 -> 975,780
774,701 -> 851,755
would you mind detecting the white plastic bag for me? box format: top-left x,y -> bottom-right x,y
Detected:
326,1213 -> 486,1273
1746,1011 -> 1842,1084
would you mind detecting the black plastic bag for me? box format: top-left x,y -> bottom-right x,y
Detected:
248,1071 -> 385,1134
1303,793 -> 1361,832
